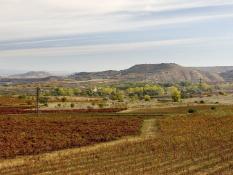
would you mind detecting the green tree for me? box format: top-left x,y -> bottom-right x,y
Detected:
144,95 -> 151,101
144,84 -> 165,96
169,86 -> 181,102
39,97 -> 49,106
98,87 -> 116,97
127,87 -> 144,98
111,91 -> 125,102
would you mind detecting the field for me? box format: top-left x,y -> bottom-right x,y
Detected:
0,104 -> 232,174
0,114 -> 142,159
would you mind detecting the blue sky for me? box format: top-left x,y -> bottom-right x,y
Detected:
0,0 -> 233,72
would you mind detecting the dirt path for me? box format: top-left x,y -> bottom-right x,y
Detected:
141,118 -> 158,138
0,119 -> 158,171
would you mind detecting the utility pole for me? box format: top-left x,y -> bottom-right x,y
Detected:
199,78 -> 203,98
199,78 -> 203,86
36,87 -> 40,116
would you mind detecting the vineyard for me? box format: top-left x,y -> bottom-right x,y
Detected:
0,107 -> 127,115
0,108 -> 232,174
0,115 -> 142,159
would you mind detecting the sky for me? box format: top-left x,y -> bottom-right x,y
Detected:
0,0 -> 233,73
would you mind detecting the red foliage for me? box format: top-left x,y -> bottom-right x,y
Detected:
0,116 -> 142,159
0,107 -> 32,115
0,107 -> 127,115
37,108 -> 127,113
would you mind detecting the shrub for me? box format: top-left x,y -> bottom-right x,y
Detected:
39,97 -> 49,105
61,97 -> 67,102
70,103 -> 75,108
188,108 -> 197,113
144,95 -> 151,101
211,106 -> 216,110
18,95 -> 26,99
219,91 -> 225,95
98,103 -> 104,109
200,100 -> 205,104
169,86 -> 181,102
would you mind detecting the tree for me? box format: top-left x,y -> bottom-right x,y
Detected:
51,88 -> 74,96
169,86 -> 181,102
73,88 -> 81,96
111,91 -> 125,102
144,84 -> 165,96
39,97 -> 49,106
199,83 -> 211,92
98,87 -> 116,97
144,95 -> 151,101
70,103 -> 75,108
127,87 -> 144,98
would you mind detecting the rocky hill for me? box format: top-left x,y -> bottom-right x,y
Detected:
2,64 -> 233,84
220,70 -> 233,82
9,71 -> 53,79
70,63 -> 225,83
192,66 -> 233,73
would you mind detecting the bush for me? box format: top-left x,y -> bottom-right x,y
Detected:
169,87 -> 181,102
211,106 -> 216,110
18,95 -> 26,99
219,91 -> 225,95
39,97 -> 49,105
70,103 -> 75,108
188,108 -> 197,113
98,103 -> 104,109
200,100 -> 205,104
61,97 -> 67,102
144,95 -> 151,101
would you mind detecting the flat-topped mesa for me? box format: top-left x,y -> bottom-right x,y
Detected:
69,63 -> 225,83
121,63 -> 183,74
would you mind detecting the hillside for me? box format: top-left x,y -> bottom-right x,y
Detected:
192,66 -> 233,73
70,63 -> 225,83
9,71 -> 53,79
220,70 -> 233,82
1,64 -> 232,83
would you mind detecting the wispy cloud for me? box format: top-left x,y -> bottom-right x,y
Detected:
0,1 -> 233,71
1,36 -> 232,58
0,0 -> 233,41
1,12 -> 233,51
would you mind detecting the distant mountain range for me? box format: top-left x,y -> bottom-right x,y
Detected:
9,71 -> 53,79
1,63 -> 233,83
